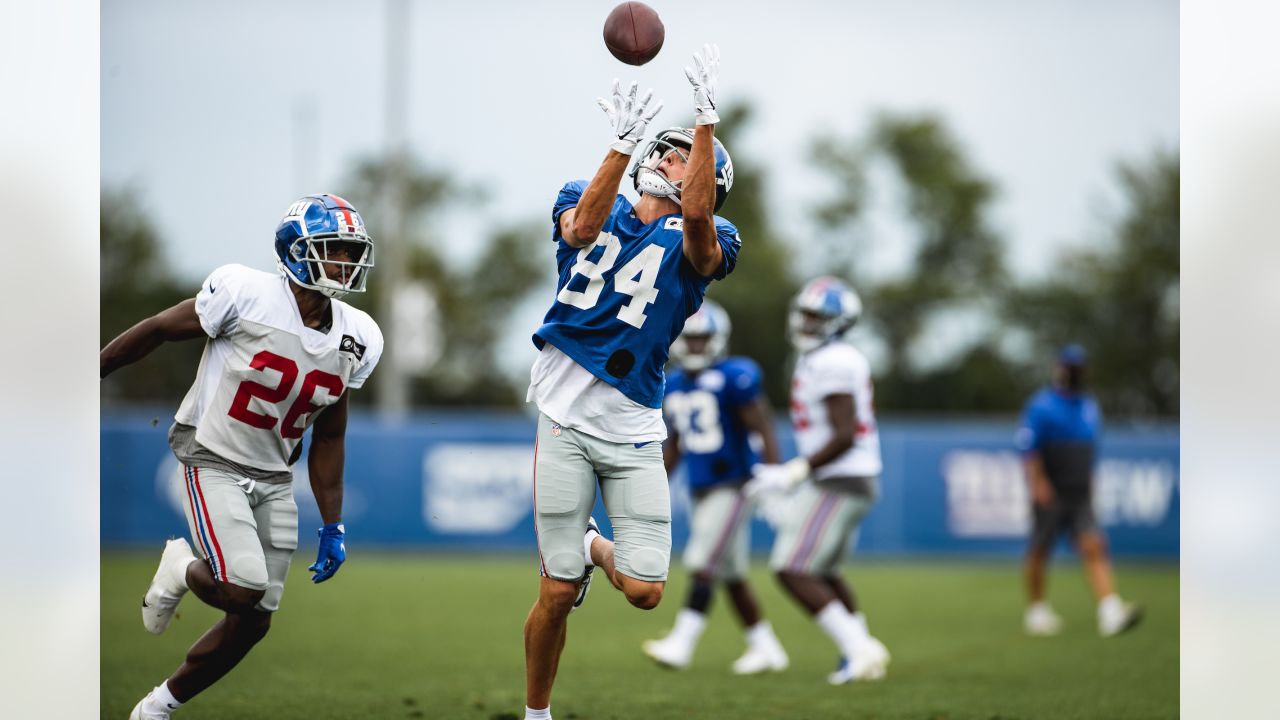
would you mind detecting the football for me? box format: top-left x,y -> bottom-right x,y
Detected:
603,2 -> 665,66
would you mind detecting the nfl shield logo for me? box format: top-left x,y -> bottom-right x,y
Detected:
551,424 -> 562,437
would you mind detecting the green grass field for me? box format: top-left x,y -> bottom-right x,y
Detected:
101,552 -> 1178,720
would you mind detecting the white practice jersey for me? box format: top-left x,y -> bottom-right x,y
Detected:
790,340 -> 882,479
174,264 -> 383,473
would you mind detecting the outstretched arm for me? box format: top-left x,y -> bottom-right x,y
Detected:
307,391 -> 349,583
736,395 -> 781,465
100,298 -> 207,378
562,80 -> 663,248
680,45 -> 723,277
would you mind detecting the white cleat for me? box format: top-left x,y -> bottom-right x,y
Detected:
1099,600 -> 1144,637
827,651 -> 885,685
863,635 -> 891,673
129,695 -> 171,720
1024,604 -> 1064,637
642,636 -> 693,670
731,642 -> 790,674
142,538 -> 195,635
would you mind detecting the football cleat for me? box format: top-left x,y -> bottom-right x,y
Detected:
141,538 -> 195,635
569,517 -> 601,614
642,636 -> 694,670
827,652 -> 885,685
862,635 -> 892,671
1024,603 -> 1064,637
129,695 -> 171,720
731,642 -> 789,675
1099,600 -> 1144,638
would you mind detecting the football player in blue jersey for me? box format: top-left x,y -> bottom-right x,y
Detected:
521,44 -> 742,720
1018,345 -> 1143,637
642,300 -> 790,674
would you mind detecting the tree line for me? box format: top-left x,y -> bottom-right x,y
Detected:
101,102 -> 1178,419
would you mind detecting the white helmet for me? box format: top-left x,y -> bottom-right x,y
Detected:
671,299 -> 731,371
787,276 -> 862,352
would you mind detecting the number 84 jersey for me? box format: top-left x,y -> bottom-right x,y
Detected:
533,180 -> 742,409
174,264 -> 384,473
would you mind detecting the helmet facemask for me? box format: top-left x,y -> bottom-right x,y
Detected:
671,300 -> 731,371
286,233 -> 375,299
631,135 -> 692,204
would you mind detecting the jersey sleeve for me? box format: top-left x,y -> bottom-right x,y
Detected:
1015,395 -> 1046,454
724,359 -> 764,406
346,318 -> 384,390
193,264 -> 247,338
551,180 -> 589,244
708,217 -> 743,281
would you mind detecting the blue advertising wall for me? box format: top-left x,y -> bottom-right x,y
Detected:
101,409 -> 1179,558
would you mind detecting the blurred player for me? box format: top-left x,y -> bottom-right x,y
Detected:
100,194 -> 382,720
642,300 -> 789,674
1018,344 -> 1143,637
523,45 -> 741,720
745,277 -> 891,685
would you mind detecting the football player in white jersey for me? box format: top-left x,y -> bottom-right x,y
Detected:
744,276 -> 891,685
101,194 -> 383,720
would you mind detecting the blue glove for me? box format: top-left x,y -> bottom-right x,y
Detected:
308,522 -> 346,583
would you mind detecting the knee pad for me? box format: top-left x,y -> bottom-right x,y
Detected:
227,553 -> 270,590
544,551 -> 586,582
622,546 -> 670,582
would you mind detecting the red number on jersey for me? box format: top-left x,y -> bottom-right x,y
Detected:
227,351 -> 298,430
280,369 -> 346,439
227,351 -> 345,437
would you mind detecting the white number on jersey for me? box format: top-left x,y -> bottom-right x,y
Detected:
667,390 -> 724,454
556,232 -> 665,329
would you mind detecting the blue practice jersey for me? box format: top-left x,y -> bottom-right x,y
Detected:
533,180 -> 742,408
1015,387 -> 1103,496
664,357 -> 763,490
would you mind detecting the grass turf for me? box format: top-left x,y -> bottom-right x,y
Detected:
101,552 -> 1177,719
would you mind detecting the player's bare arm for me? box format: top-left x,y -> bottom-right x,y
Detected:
807,393 -> 856,470
563,79 -> 664,248
308,391 -> 349,526
1023,452 -> 1056,507
663,430 -> 682,475
736,396 -> 781,464
680,124 -> 722,277
100,298 -> 207,378
560,151 -> 633,248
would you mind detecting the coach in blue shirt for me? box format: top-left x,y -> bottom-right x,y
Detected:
1017,345 -> 1142,638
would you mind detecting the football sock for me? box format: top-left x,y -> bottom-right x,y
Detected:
143,681 -> 183,714
525,705 -> 552,720
671,608 -> 708,645
849,612 -> 871,642
583,527 -> 602,568
816,600 -> 859,658
1098,594 -> 1123,619
746,620 -> 781,649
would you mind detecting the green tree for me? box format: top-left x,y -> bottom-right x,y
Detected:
709,102 -> 801,406
1005,150 -> 1179,417
342,154 -> 544,407
100,187 -> 202,404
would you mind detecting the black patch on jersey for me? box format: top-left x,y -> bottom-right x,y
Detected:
339,335 -> 366,360
606,349 -> 635,378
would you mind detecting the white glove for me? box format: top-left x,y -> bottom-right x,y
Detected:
743,457 -> 811,499
597,79 -> 663,155
684,43 -> 720,126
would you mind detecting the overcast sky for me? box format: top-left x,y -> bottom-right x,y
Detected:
103,0 -> 1177,287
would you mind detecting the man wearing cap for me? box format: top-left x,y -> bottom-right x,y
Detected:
1016,345 -> 1143,638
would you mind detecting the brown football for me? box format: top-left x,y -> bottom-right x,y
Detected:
603,2 -> 665,66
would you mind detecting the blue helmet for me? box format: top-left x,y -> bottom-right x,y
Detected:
671,299 -> 731,371
630,127 -> 735,212
274,194 -> 375,299
788,276 -> 862,352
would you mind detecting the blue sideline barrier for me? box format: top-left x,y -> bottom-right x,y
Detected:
101,409 -> 1178,558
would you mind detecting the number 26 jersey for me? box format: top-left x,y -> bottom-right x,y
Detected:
173,264 -> 384,474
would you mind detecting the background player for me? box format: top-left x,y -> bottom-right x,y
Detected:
1018,344 -> 1143,637
746,276 -> 891,685
522,45 -> 741,720
100,194 -> 382,720
642,300 -> 789,674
